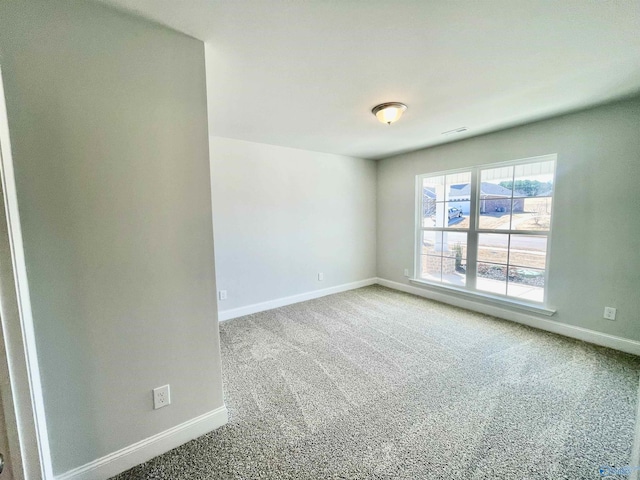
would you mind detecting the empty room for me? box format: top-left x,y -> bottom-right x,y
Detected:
0,1 -> 638,479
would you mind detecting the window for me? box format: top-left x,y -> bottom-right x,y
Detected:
416,155 -> 555,305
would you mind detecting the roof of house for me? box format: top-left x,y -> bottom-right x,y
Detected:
423,187 -> 437,199
424,182 -> 523,200
449,182 -> 515,198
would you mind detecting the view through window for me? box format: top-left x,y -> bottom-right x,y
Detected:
417,155 -> 555,304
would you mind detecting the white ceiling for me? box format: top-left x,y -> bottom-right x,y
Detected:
98,0 -> 640,159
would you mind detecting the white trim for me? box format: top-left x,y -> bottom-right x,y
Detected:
377,278 -> 640,356
0,65 -> 53,479
56,405 -> 228,480
218,278 -> 378,321
408,278 -> 556,316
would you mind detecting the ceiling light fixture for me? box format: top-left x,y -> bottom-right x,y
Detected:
372,102 -> 407,125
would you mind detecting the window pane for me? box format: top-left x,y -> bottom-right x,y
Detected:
442,266 -> 466,286
511,197 -> 552,231
442,232 -> 467,286
421,255 -> 442,282
509,235 -> 547,269
422,195 -> 436,226
478,233 -> 509,264
445,201 -> 470,229
480,166 -> 514,197
507,267 -> 545,302
422,202 -> 444,228
423,202 -> 445,228
476,262 -> 507,295
513,161 -> 554,198
478,166 -> 514,229
478,198 -> 511,230
421,231 -> 442,255
423,176 -> 446,202
442,232 -> 467,259
445,171 -> 471,198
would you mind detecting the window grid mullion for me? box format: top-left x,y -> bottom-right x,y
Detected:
466,167 -> 479,290
505,233 -> 512,296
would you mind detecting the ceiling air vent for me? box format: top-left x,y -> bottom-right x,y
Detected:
442,127 -> 468,136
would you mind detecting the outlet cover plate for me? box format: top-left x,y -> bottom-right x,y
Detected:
153,384 -> 171,410
603,307 -> 617,321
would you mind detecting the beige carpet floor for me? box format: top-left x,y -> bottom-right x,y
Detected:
113,285 -> 640,479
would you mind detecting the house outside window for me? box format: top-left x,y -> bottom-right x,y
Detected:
416,155 -> 556,305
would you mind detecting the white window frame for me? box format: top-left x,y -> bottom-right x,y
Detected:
412,154 -> 557,315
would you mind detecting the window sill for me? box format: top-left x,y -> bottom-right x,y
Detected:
408,278 -> 556,317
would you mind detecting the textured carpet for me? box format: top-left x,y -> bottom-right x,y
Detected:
112,285 -> 640,479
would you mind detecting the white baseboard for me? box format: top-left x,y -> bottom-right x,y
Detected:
218,277 -> 378,321
56,405 -> 228,480
376,278 -> 640,356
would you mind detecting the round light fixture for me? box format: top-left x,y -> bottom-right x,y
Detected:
372,102 -> 407,125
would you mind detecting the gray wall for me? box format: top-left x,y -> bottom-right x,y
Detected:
0,1 -> 224,474
378,97 -> 640,342
210,137 -> 377,312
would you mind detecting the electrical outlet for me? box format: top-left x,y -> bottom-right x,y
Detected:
153,385 -> 171,410
218,290 -> 227,301
603,306 -> 617,321
404,268 -> 410,277
318,272 -> 324,281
